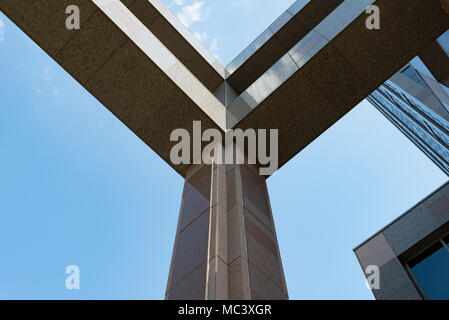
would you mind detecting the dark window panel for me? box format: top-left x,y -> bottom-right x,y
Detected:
444,234 -> 449,246
409,242 -> 449,300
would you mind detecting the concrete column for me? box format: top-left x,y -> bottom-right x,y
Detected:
165,162 -> 288,300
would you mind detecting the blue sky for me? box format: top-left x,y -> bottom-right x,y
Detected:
165,0 -> 299,65
0,1 -> 448,299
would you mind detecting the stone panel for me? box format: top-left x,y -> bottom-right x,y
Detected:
373,258 -> 422,300
248,262 -> 286,300
228,257 -> 251,300
168,262 -> 207,300
170,210 -> 210,287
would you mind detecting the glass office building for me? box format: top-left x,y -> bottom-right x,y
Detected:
368,62 -> 449,175
356,34 -> 449,300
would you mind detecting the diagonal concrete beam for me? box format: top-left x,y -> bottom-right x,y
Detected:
228,0 -> 449,173
0,0 -> 226,177
419,40 -> 449,88
2,0 -> 449,302
225,0 -> 344,95
125,0 -> 225,93
1,0 -> 449,179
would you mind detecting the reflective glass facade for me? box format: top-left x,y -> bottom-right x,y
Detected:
368,65 -> 449,175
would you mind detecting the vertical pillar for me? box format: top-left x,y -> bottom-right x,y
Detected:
165,162 -> 288,300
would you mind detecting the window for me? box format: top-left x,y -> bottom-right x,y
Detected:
407,235 -> 449,300
401,66 -> 427,88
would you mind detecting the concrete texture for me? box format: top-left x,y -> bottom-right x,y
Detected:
373,258 -> 422,300
355,233 -> 396,271
383,186 -> 449,256
166,163 -> 288,300
0,0 -> 99,55
1,0 -> 226,177
127,0 -> 225,92
226,0 -> 343,94
2,0 -> 448,178
2,0 -> 449,301
355,182 -> 449,300
233,0 -> 449,174
419,40 -> 449,88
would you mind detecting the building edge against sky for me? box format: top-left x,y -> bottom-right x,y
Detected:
357,31 -> 449,300
1,0 -> 449,300
354,181 -> 449,300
